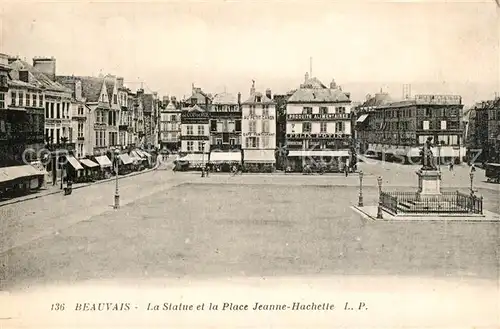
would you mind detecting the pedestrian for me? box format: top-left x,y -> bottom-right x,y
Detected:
449,162 -> 454,171
344,164 -> 349,177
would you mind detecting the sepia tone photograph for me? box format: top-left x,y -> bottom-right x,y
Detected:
0,0 -> 499,328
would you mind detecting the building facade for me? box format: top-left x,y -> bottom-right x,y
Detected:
285,74 -> 353,172
160,96 -> 181,152
466,98 -> 500,163
241,81 -> 276,171
180,105 -> 210,167
356,94 -> 465,164
208,92 -> 242,166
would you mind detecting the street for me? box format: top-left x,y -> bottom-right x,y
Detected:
0,159 -> 499,291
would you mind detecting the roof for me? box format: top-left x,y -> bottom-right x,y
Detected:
300,77 -> 327,89
287,88 -> 350,103
165,101 -> 176,111
242,92 -> 273,105
104,75 -> 116,98
9,59 -> 71,93
62,76 -> 106,102
212,92 -> 238,104
360,93 -> 393,108
8,79 -> 41,90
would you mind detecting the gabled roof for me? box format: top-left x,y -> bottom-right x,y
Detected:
9,59 -> 70,93
188,104 -> 204,112
360,93 -> 393,108
212,92 -> 238,104
165,101 -> 176,111
300,77 -> 327,89
243,92 -> 273,105
104,75 -> 116,98
287,88 -> 350,103
58,76 -> 106,103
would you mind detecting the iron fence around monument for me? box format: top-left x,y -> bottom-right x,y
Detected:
379,191 -> 483,215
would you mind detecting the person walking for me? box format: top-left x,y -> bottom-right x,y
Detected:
449,162 -> 454,171
344,163 -> 349,177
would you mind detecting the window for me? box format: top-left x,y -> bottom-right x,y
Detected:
335,122 -> 344,133
246,137 -> 259,148
187,141 -> 194,151
114,94 -> 117,104
56,103 -> 60,119
303,122 -> 311,132
423,120 -> 430,130
319,107 -> 328,115
235,120 -> 241,132
263,107 -> 269,116
26,93 -> 31,107
256,96 -> 262,102
262,120 -> 269,133
198,142 -> 204,152
425,108 -> 432,117
249,120 -> 257,133
228,121 -> 235,132
0,93 -> 5,109
320,122 -> 327,133
78,123 -> 84,137
337,107 -> 346,114
249,106 -> 256,116
19,92 -> 24,107
230,138 -> 235,145
302,107 -> 312,114
186,125 -> 193,135
170,115 -> 176,122
78,106 -> 84,116
38,94 -> 43,107
262,136 -> 269,148
11,92 -> 16,106
50,103 -> 54,118
198,125 -> 205,136
440,120 -> 447,130
216,138 -> 222,145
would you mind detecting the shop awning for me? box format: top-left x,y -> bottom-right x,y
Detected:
95,155 -> 112,168
135,149 -> 152,158
209,151 -> 241,163
178,154 -> 205,163
80,159 -> 99,168
356,114 -> 369,123
66,155 -> 84,170
0,165 -> 45,184
288,150 -> 350,157
141,150 -> 152,158
130,150 -> 143,160
243,150 -> 276,163
119,154 -> 133,165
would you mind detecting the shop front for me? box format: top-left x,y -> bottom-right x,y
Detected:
118,153 -> 133,174
287,150 -> 350,172
65,155 -> 84,183
243,150 -> 276,173
79,158 -> 99,182
0,165 -> 46,198
175,153 -> 205,171
209,150 -> 242,172
94,155 -> 113,179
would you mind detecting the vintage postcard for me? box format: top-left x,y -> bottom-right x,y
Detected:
0,0 -> 499,328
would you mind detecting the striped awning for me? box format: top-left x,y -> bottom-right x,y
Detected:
0,165 -> 45,184
210,151 -> 241,163
95,155 -> 112,168
66,156 -> 84,170
80,159 -> 99,168
119,154 -> 133,165
288,150 -> 349,157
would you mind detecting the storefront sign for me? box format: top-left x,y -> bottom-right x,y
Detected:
287,113 -> 350,120
180,135 -> 209,141
45,119 -> 62,125
286,133 -> 347,139
415,95 -> 461,105
182,112 -> 209,119
242,132 -> 275,137
243,116 -> 275,120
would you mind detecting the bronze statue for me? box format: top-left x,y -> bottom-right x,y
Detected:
420,137 -> 437,170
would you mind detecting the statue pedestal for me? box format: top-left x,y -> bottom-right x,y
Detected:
416,170 -> 442,201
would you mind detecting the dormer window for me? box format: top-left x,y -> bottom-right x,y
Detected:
191,98 -> 197,105
256,96 -> 262,103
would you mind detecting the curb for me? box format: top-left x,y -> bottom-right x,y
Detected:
0,167 -> 158,208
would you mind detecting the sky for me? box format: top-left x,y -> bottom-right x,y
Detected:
0,0 -> 499,105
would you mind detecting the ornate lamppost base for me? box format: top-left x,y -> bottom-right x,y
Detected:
114,194 -> 120,209
358,195 -> 364,207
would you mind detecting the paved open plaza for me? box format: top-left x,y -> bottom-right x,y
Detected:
1,159 -> 499,291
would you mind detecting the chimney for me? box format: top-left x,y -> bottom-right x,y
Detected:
250,80 -> 256,96
330,79 -> 337,89
238,92 -> 241,105
117,77 -> 124,88
265,88 -> 272,100
19,70 -> 29,83
33,57 -> 56,81
0,53 -> 8,66
304,72 -> 309,83
8,56 -> 19,64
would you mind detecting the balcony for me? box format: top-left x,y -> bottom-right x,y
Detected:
77,136 -> 85,141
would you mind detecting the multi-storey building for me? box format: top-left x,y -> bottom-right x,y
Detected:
285,74 -> 353,172
179,85 -> 211,166
160,96 -> 181,152
356,94 -> 465,164
135,89 -> 145,147
241,81 -> 276,171
208,92 -> 242,165
117,78 -> 133,149
466,97 -> 500,163
104,75 -> 120,149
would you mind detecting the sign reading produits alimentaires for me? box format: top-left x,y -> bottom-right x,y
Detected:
415,95 -> 462,105
287,113 -> 350,120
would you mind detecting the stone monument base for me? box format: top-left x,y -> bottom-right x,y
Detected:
416,169 -> 442,201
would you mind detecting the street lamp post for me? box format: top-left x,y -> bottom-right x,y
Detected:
114,149 -> 120,209
377,176 -> 383,219
358,170 -> 364,207
201,141 -> 205,177
469,171 -> 474,196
